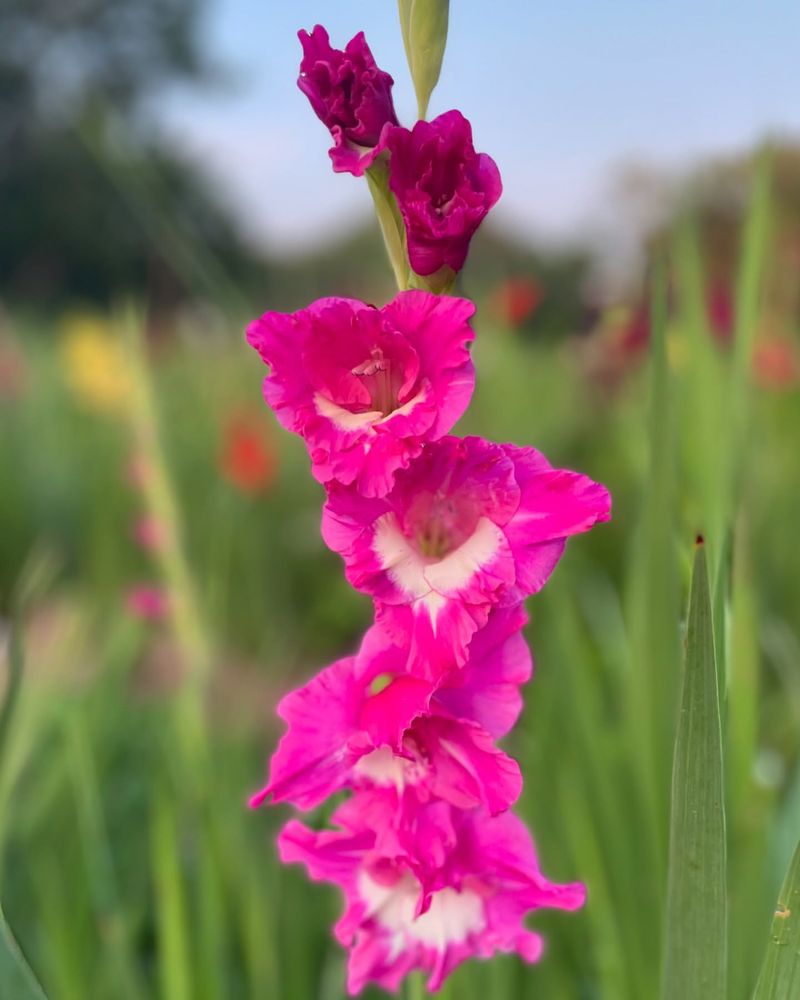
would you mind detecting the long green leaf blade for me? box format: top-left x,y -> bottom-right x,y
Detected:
752,840 -> 800,999
151,788 -> 192,1000
0,902 -> 47,1000
0,628 -> 24,766
662,541 -> 727,1000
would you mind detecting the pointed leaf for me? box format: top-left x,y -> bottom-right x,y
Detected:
0,903 -> 47,1000
752,839 -> 800,999
661,541 -> 727,1000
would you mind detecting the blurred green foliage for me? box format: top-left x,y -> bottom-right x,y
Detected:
1,156 -> 800,998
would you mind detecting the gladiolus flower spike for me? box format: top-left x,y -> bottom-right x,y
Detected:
246,20 -> 611,994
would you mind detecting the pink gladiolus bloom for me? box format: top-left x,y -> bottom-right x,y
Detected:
279,794 -> 585,994
250,606 -> 530,814
385,110 -> 502,277
322,436 -> 611,672
125,585 -> 168,621
298,25 -> 398,176
246,292 -> 476,497
132,515 -> 165,553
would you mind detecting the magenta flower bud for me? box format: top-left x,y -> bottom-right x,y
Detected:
298,25 -> 399,176
385,110 -> 502,277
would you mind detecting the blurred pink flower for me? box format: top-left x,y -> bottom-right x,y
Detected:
706,281 -> 734,343
125,452 -> 153,491
125,585 -> 168,621
298,25 -> 398,176
132,515 -> 165,553
385,111 -> 502,277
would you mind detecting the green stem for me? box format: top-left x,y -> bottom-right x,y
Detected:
366,162 -> 410,291
119,304 -> 212,770
410,265 -> 457,295
406,971 -> 428,1000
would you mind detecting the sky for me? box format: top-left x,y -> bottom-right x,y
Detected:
159,0 -> 800,256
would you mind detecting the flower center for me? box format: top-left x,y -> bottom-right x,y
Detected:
358,871 -> 486,946
416,510 -> 454,559
432,193 -> 455,217
352,347 -> 399,415
408,487 -> 481,560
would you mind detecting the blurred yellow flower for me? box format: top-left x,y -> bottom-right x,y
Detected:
667,328 -> 690,372
59,311 -> 131,415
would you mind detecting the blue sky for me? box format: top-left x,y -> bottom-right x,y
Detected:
160,1 -> 800,254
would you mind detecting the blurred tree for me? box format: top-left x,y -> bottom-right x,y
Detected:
0,0 -> 209,131
0,0 -> 256,308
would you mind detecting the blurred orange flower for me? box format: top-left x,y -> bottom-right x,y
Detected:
219,411 -> 278,495
752,336 -> 800,390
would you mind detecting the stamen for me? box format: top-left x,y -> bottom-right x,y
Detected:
352,348 -> 395,415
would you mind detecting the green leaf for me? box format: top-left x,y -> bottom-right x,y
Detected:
397,0 -> 449,120
0,902 -> 47,1000
67,719 -> 146,999
0,628 -> 23,767
752,839 -> 800,999
151,788 -> 193,1000
626,260 -> 679,881
661,541 -> 727,1000
405,969 -> 429,999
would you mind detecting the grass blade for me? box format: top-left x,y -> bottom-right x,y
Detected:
151,788 -> 193,1000
661,541 -> 727,1000
0,902 -> 47,1000
752,840 -> 800,1000
626,260 -> 679,883
0,628 -> 24,768
67,718 -> 146,999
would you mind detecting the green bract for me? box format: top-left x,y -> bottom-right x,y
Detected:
398,0 -> 450,120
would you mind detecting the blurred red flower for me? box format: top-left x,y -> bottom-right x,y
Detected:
706,281 -> 734,344
220,412 -> 278,495
491,278 -> 542,328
